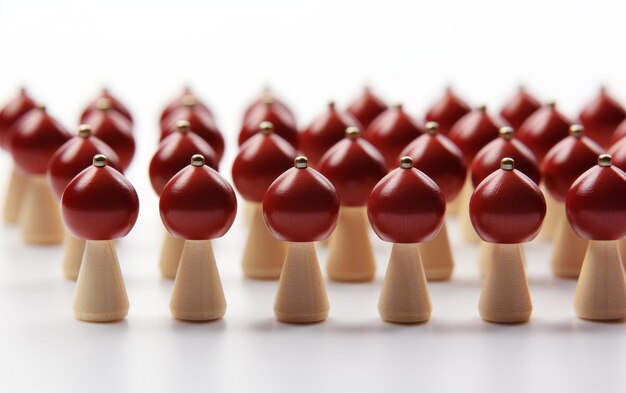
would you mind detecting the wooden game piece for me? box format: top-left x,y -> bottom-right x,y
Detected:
470,158 -> 546,323
239,94 -> 298,148
80,87 -> 133,124
542,124 -> 603,278
499,86 -> 541,129
160,154 -> 237,321
567,154 -> 626,320
346,86 -> 388,129
300,100 -> 362,166
400,122 -> 466,281
62,155 -> 139,322
47,124 -> 120,279
318,127 -> 387,282
232,121 -> 297,279
149,120 -> 218,279
160,86 -> 214,126
3,167 -> 28,224
263,156 -> 339,323
363,103 -> 424,171
243,88 -> 296,127
578,87 -> 626,148
424,86 -> 471,135
368,157 -> 445,323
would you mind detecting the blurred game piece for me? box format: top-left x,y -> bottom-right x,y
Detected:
424,86 -> 470,135
243,88 -> 296,126
499,86 -> 541,129
578,87 -> 626,149
611,117 -> 626,145
160,86 -> 214,125
346,86 -> 388,129
80,87 -> 133,124
239,92 -> 298,148
609,137 -> 626,266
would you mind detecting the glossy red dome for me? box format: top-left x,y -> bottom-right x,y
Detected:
243,90 -> 296,126
300,101 -> 362,165
578,88 -> 626,148
499,87 -> 541,129
317,129 -> 387,206
399,125 -> 467,202
367,159 -> 445,244
47,127 -> 121,201
448,105 -> 502,163
611,118 -> 626,145
62,156 -> 139,240
82,105 -> 135,170
159,87 -> 214,123
470,129 -> 541,188
363,103 -> 424,169
424,87 -> 471,135
566,156 -> 626,240
159,156 -> 237,240
80,88 -> 133,124
609,137 -> 626,171
149,125 -> 218,196
517,102 -> 572,161
0,87 -> 37,150
239,101 -> 298,148
470,160 -> 546,243
262,158 -> 339,242
346,87 -> 388,129
541,127 -> 604,202
10,107 -> 71,175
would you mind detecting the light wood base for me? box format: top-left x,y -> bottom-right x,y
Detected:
550,216 -> 588,279
242,203 -> 287,279
459,182 -> 480,243
447,177 -> 470,216
618,239 -> 626,272
62,230 -> 86,280
378,243 -> 431,323
170,240 -> 226,321
479,243 -> 532,323
19,176 -> 64,244
73,240 -> 129,322
2,165 -> 27,224
574,240 -> 626,321
419,221 -> 454,281
538,190 -> 560,241
159,230 -> 185,279
274,242 -> 329,323
326,207 -> 376,282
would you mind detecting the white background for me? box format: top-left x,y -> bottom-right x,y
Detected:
1,1 -> 625,392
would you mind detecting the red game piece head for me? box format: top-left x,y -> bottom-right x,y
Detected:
363,103 -> 424,169
541,125 -> 604,202
10,104 -> 71,176
80,87 -> 133,124
566,154 -> 626,241
159,154 -> 237,240
0,87 -> 37,150
517,101 -> 572,161
578,87 -> 626,148
47,125 -> 121,201
448,104 -> 502,164
239,98 -> 299,148
609,136 -> 626,171
470,126 -> 541,188
232,121 -> 297,202
149,120 -> 218,196
243,89 -> 296,126
317,127 -> 387,207
470,157 -> 546,244
159,86 -> 214,123
499,86 -> 541,129
612,118 -> 626,145
263,156 -> 340,242
400,122 -> 467,202
367,156 -> 445,244
300,100 -> 362,165
424,86 -> 471,135
346,86 -> 388,129
62,154 -> 139,240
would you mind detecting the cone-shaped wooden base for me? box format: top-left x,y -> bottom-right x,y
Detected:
447,177 -> 470,216
550,216 -> 589,279
620,239 -> 626,272
419,221 -> 454,281
574,240 -> 626,321
274,242 -> 329,323
539,190 -> 560,241
62,230 -> 86,280
243,201 -> 255,225
478,243 -> 532,323
326,207 -> 376,282
477,241 -> 492,277
459,182 -> 480,243
170,240 -> 226,321
2,165 -> 27,224
378,243 -> 432,323
242,203 -> 287,279
73,240 -> 129,322
159,229 -> 185,279
19,176 -> 64,244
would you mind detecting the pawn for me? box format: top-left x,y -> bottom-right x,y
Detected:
470,158 -> 546,323
499,86 -> 541,130
578,87 -> 626,148
368,157 -> 445,323
318,127 -> 387,282
232,122 -> 297,279
263,156 -> 340,323
424,86 -> 471,135
239,94 -> 298,148
346,86 -> 388,129
567,154 -> 626,321
80,87 -> 133,124
243,89 -> 296,127
160,155 -> 237,321
62,155 -> 139,322
159,86 -> 214,126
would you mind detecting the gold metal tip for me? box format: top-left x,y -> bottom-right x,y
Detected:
77,124 -> 91,138
259,121 -> 274,135
175,120 -> 190,133
295,156 -> 308,169
261,95 -> 275,105
96,97 -> 112,111
425,121 -> 439,135
598,154 -> 612,167
501,157 -> 515,171
476,104 -> 487,111
546,100 -> 556,108
191,154 -> 205,167
346,126 -> 360,140
35,102 -> 46,110
400,156 -> 413,169
181,94 -> 197,107
499,126 -> 514,140
93,154 -> 107,168
569,124 -> 584,138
